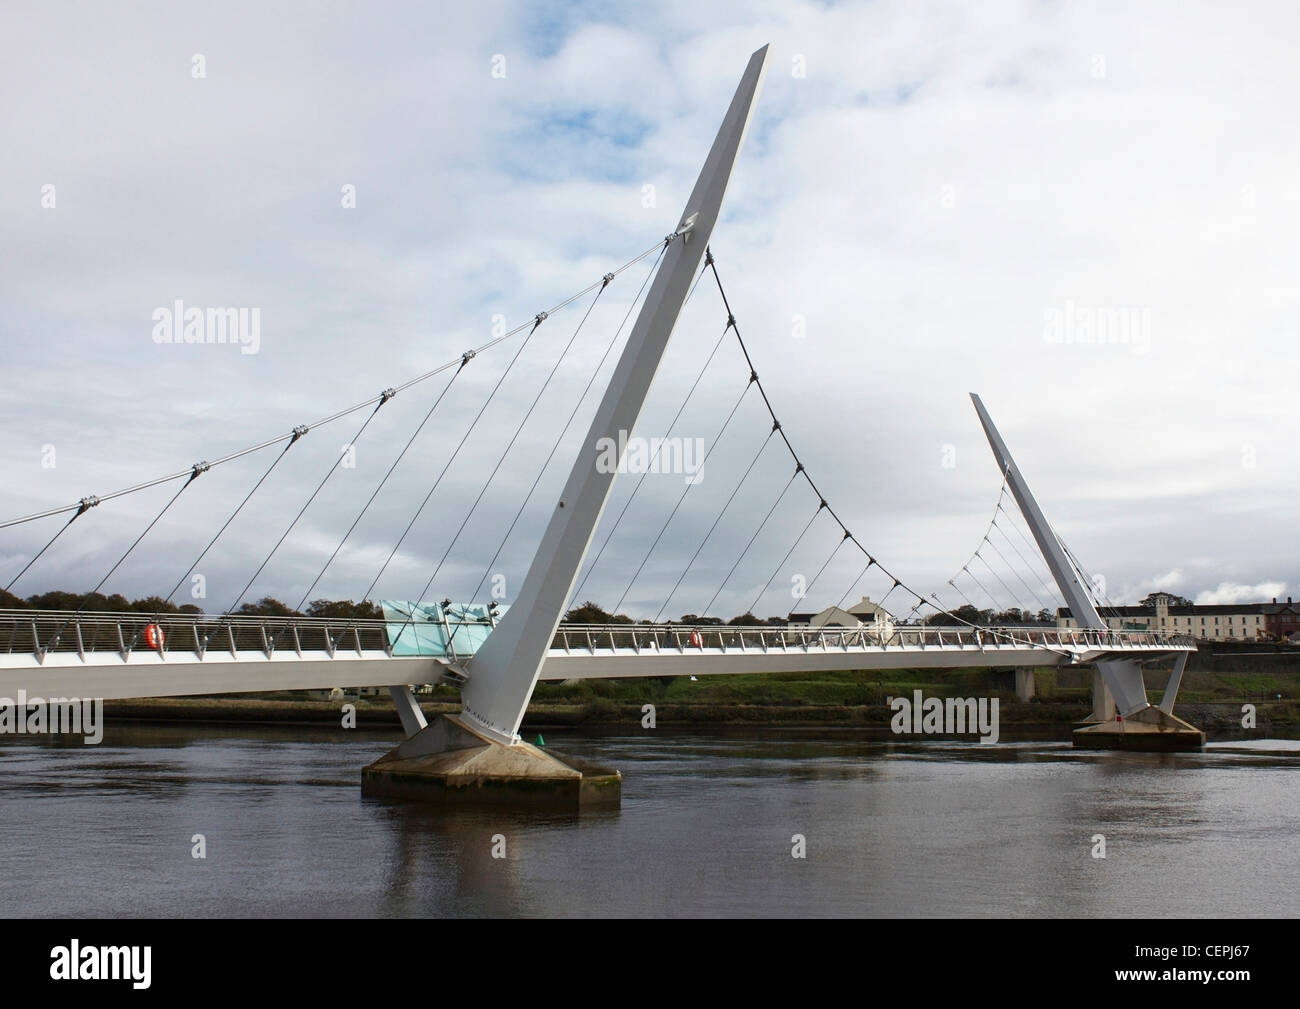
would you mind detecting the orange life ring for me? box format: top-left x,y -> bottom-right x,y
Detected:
689,630 -> 702,648
144,623 -> 165,650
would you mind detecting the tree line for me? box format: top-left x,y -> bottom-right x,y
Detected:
0,591 -> 1063,627
0,589 -> 380,619
923,605 -> 1055,626
0,591 -> 784,625
562,601 -> 786,626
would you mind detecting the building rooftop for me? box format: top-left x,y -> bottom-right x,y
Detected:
1057,603 -> 1274,618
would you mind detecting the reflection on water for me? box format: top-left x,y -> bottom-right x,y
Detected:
1,724 -> 1297,917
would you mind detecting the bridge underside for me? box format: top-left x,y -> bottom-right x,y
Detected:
537,643 -> 1176,679
0,640 -> 1188,702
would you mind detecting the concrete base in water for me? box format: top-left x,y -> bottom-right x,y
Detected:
1073,704 -> 1205,751
361,713 -> 621,810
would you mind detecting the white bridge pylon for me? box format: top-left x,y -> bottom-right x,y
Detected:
970,394 -> 1167,716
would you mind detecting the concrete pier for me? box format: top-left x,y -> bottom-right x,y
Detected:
361,714 -> 621,810
1088,668 -> 1117,722
1072,704 -> 1205,751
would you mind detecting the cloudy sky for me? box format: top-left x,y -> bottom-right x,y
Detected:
1,0 -> 1297,621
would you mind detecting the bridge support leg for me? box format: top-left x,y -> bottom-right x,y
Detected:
1015,669 -> 1036,702
1089,669 -> 1116,722
362,46 -> 771,809
388,686 -> 427,737
1158,652 -> 1189,714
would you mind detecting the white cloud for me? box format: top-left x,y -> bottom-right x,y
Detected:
0,2 -> 1298,618
1196,582 -> 1287,606
1148,569 -> 1186,591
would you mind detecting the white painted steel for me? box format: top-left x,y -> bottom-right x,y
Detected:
970,394 -> 1153,716
1158,651 -> 1189,713
456,46 -> 773,744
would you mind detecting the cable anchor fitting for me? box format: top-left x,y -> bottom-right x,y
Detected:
290,425 -> 309,442
379,388 -> 396,405
666,213 -> 699,247
190,461 -> 210,478
602,272 -> 614,286
461,349 -> 476,365
76,495 -> 101,515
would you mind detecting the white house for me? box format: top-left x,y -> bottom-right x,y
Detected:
788,596 -> 895,633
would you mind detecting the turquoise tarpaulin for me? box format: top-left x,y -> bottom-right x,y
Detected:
380,600 -> 507,658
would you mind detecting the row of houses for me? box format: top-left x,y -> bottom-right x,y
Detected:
1056,593 -> 1300,642
787,592 -> 1300,643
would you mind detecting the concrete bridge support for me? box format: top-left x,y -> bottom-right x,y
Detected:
993,667 -> 1037,701
1090,669 -> 1116,722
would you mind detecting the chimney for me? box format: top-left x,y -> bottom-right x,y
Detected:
1273,597 -> 1277,604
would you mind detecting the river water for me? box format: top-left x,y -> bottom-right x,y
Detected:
2,724 -> 1297,917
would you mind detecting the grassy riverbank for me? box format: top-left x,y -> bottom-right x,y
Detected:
97,659 -> 1300,734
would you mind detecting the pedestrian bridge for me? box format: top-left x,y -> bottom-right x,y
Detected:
0,608 -> 1194,702
0,46 -> 1202,769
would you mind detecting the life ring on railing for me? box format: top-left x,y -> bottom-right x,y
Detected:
144,623 -> 165,650
688,630 -> 703,648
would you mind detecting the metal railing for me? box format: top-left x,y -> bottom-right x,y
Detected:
548,623 -> 1194,655
0,608 -> 1194,663
0,608 -> 397,661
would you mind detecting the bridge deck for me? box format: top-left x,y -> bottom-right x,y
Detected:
0,610 -> 1194,701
